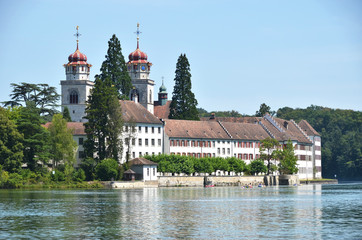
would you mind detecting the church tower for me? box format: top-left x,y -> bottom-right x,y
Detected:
61,26 -> 94,122
127,23 -> 154,114
158,78 -> 168,106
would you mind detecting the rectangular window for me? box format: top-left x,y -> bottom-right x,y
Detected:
158,139 -> 161,146
158,127 -> 161,134
132,138 -> 135,146
147,168 -> 149,176
139,152 -> 142,157
139,138 -> 142,146
132,152 -> 135,158
186,140 -> 190,147
78,138 -> 83,145
145,139 -> 149,146
213,153 -> 215,157
151,139 -> 155,146
181,140 -> 185,147
250,142 -> 253,148
152,127 -> 154,133
145,127 -> 148,133
125,138 -> 129,145
217,148 -> 220,154
222,148 -> 225,154
249,154 -> 253,160
227,148 -> 230,154
244,154 -> 248,160
176,140 -> 179,146
238,154 -> 242,159
125,126 -> 128,132
212,141 -> 215,147
153,168 -> 156,176
139,126 -> 142,133
197,153 -> 201,158
170,140 -> 174,146
192,141 -> 195,147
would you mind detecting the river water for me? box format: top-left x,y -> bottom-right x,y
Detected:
0,183 -> 361,239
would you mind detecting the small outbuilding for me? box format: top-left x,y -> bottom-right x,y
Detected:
129,158 -> 158,181
124,169 -> 136,181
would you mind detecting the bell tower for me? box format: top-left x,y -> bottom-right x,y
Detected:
127,23 -> 154,114
61,26 -> 94,122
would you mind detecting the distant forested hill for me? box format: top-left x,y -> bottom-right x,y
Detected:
277,105 -> 362,180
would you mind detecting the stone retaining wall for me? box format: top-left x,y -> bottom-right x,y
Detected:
206,176 -> 264,186
158,176 -> 204,187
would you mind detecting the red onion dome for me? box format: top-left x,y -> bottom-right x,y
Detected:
67,44 -> 88,65
128,48 -> 148,63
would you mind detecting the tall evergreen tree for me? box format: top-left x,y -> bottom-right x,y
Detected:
169,54 -> 199,120
100,34 -> 132,99
48,114 -> 77,169
17,102 -> 50,171
84,77 -> 123,162
62,106 -> 72,122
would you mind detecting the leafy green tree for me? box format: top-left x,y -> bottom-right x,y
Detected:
62,106 -> 72,122
3,82 -> 60,120
100,34 -> 132,98
249,159 -> 268,175
169,54 -> 199,120
17,102 -> 50,171
276,140 -> 299,175
95,158 -> 119,181
260,137 -> 280,175
256,103 -> 275,117
48,114 -> 77,170
84,77 -> 123,162
0,108 -> 24,172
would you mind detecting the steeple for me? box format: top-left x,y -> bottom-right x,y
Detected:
158,77 -> 168,106
61,26 -> 94,122
127,23 -> 155,114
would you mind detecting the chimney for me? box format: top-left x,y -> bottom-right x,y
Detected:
210,113 -> 215,120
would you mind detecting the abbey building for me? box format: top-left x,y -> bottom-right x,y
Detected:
60,25 -> 322,180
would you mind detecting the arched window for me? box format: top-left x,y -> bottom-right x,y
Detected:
70,90 -> 78,104
149,90 -> 152,103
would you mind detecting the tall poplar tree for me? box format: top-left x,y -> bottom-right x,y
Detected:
100,34 -> 132,99
84,77 -> 123,163
48,114 -> 77,169
169,54 -> 199,120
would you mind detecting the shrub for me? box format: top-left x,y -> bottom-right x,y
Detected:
72,169 -> 86,182
95,158 -> 118,181
51,170 -> 65,182
249,160 -> 268,175
80,157 -> 96,181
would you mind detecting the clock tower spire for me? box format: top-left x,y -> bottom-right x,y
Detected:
127,23 -> 155,114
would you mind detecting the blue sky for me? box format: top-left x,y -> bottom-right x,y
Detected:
0,0 -> 361,115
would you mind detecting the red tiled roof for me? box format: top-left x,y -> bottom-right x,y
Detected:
221,122 -> 270,140
260,116 -> 312,144
164,119 -> 230,139
298,120 -> 320,136
154,100 -> 171,119
129,158 -> 157,166
43,122 -> 85,135
200,116 -> 261,123
120,100 -> 162,124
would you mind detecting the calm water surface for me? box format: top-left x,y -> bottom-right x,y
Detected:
0,183 -> 361,239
